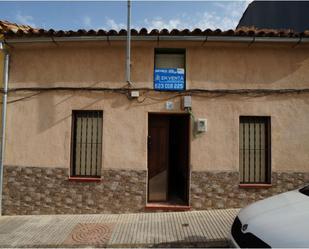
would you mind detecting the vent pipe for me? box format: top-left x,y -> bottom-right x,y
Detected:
126,0 -> 131,85
0,44 -> 9,215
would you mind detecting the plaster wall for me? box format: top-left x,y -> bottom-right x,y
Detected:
4,91 -> 309,173
4,41 -> 309,173
9,41 -> 309,89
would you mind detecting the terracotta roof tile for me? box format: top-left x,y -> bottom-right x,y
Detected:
1,20 -> 309,39
0,20 -> 38,34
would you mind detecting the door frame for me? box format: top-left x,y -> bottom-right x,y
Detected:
147,112 -> 191,205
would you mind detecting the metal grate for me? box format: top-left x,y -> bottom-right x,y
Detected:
71,110 -> 103,177
63,223 -> 114,246
239,116 -> 271,184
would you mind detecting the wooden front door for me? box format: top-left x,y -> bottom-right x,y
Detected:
148,113 -> 190,205
148,115 -> 169,202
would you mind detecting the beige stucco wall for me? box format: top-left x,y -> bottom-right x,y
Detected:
9,41 -> 309,89
4,41 -> 309,173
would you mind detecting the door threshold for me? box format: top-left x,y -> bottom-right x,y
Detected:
145,203 -> 191,211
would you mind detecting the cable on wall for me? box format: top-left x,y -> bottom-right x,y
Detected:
2,87 -> 309,104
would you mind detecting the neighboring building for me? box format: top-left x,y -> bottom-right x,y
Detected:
0,21 -> 36,198
237,1 -> 309,32
1,22 -> 309,215
0,21 -> 37,138
0,34 -> 3,138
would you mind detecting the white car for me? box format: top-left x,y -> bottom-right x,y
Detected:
230,185 -> 309,248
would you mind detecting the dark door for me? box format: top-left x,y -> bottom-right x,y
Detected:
148,115 -> 169,202
148,114 -> 190,205
168,115 -> 190,203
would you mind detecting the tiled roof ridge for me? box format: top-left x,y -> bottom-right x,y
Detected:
0,20 -> 38,33
1,20 -> 309,38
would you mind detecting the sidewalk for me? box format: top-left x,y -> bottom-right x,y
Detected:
0,208 -> 239,248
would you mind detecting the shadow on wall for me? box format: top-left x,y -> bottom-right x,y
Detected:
8,45 -> 140,133
8,44 -> 309,134
36,86 -> 132,133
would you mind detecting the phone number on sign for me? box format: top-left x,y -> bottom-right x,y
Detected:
154,83 -> 184,90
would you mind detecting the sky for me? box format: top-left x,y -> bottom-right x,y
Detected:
0,1 -> 252,31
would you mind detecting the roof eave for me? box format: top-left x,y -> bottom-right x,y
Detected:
3,35 -> 307,44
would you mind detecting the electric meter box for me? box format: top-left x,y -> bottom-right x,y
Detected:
182,96 -> 192,109
196,118 -> 207,132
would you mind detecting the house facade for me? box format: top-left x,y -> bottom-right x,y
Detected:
1,26 -> 309,215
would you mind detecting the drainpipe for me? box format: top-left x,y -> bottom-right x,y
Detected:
0,42 -> 9,215
126,0 -> 131,85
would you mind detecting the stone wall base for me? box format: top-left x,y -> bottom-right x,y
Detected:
3,166 -> 147,215
3,166 -> 309,215
190,171 -> 309,209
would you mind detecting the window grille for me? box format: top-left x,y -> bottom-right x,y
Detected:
71,110 -> 103,177
239,116 -> 271,184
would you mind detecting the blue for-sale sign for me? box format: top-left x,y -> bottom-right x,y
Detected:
154,68 -> 185,90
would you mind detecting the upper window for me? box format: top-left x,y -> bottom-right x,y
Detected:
239,116 -> 271,184
71,110 -> 103,178
154,48 -> 186,91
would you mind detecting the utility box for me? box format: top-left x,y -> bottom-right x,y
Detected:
196,118 -> 207,132
182,96 -> 192,109
130,90 -> 140,98
166,101 -> 174,110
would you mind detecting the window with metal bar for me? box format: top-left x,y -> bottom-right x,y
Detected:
239,116 -> 271,184
71,110 -> 103,178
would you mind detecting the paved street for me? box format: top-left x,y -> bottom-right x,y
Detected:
0,208 -> 239,248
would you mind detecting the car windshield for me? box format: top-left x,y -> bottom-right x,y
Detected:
299,185 -> 309,196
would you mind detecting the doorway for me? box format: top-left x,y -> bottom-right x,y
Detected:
147,113 -> 190,205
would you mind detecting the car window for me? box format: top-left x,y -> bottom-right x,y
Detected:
299,185 -> 309,196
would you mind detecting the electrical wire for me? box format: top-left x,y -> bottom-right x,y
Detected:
6,91 -> 42,104
2,87 -> 309,104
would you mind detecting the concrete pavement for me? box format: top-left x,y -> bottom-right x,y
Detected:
0,208 -> 239,248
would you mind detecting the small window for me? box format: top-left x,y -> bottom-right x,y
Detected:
239,116 -> 271,184
71,110 -> 103,178
154,48 -> 185,91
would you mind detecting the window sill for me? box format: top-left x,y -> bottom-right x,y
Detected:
239,183 -> 272,188
68,177 -> 102,182
145,203 -> 191,211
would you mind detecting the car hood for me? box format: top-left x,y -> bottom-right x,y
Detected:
238,190 -> 309,248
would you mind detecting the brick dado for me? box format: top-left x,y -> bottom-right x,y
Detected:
190,171 -> 309,210
3,166 -> 309,215
3,166 -> 147,215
